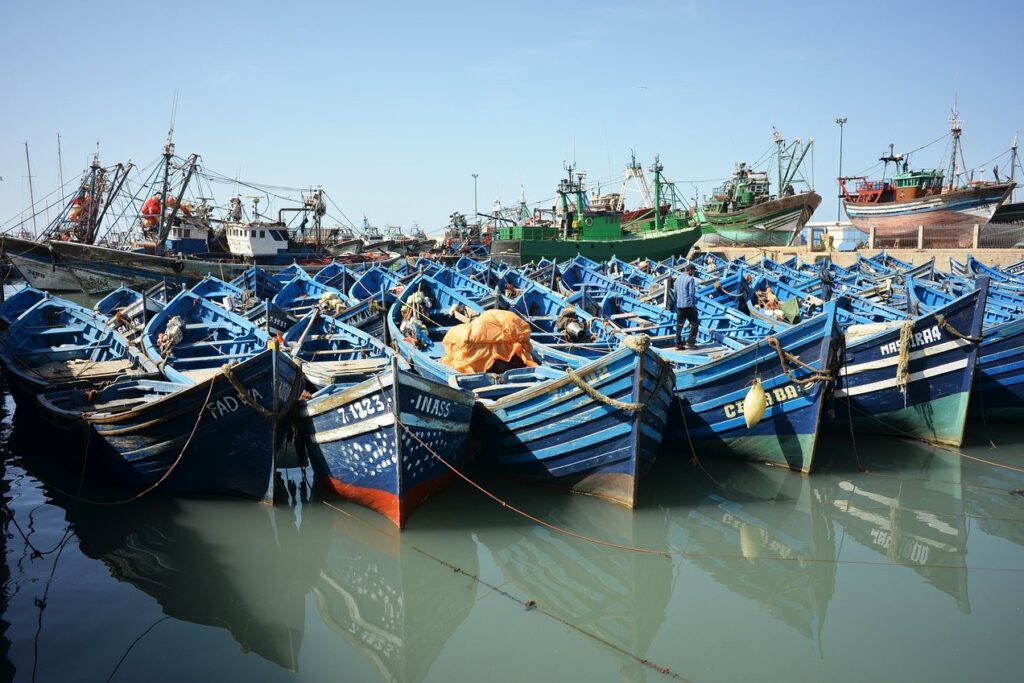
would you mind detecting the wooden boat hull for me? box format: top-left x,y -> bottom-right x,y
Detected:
1,236 -> 81,291
38,349 -> 303,501
843,184 -> 1013,239
48,240 -> 323,295
907,276 -> 1024,421
970,317 -> 1024,420
0,296 -> 158,409
300,365 -> 474,528
474,345 -> 674,508
834,283 -> 987,446
490,225 -> 702,267
700,191 -> 821,247
668,302 -> 842,473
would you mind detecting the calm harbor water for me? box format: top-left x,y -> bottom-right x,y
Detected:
2,393 -> 1024,681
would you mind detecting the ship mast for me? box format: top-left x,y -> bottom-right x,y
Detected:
650,155 -> 663,231
773,129 -> 784,195
24,143 -> 38,237
156,130 -> 174,255
1011,134 -> 1018,184
947,107 -> 962,191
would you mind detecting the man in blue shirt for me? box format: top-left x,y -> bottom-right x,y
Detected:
673,264 -> 699,349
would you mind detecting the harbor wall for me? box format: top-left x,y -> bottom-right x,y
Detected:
706,247 -> 1024,271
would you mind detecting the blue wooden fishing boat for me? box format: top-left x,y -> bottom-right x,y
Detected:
231,266 -> 283,300
272,276 -> 353,319
0,296 -> 158,406
283,310 -> 391,387
964,255 -> 1024,291
36,346 -> 302,501
187,275 -> 296,335
189,274 -> 247,302
271,262 -> 313,285
347,265 -> 408,306
141,290 -> 273,384
388,275 -> 674,507
507,282 -> 617,360
300,356 -> 475,527
313,261 -> 359,291
907,276 -> 1024,420
0,285 -> 47,327
431,266 -> 498,306
668,301 -> 843,473
834,280 -> 988,446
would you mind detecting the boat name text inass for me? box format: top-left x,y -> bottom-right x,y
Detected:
723,384 -> 799,418
207,388 -> 263,419
878,325 -> 941,355
413,393 -> 452,418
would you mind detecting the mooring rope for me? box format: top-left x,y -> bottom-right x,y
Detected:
221,359 -> 303,421
935,313 -> 983,343
895,319 -> 914,404
764,336 -> 835,387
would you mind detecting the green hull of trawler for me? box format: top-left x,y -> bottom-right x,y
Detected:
700,192 -> 821,247
490,220 -> 702,265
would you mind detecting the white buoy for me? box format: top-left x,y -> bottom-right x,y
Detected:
744,379 -> 767,429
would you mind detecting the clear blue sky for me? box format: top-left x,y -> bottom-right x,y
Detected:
2,0 -> 1021,234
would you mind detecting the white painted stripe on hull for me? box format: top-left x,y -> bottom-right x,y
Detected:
312,411 -> 469,443
835,358 -> 969,397
842,338 -> 972,376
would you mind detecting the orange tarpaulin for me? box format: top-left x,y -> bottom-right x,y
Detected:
440,309 -> 537,374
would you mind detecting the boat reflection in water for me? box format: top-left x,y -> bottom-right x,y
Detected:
660,432 -> 972,647
38,475 -> 319,671
310,497 -> 480,683
960,422 -> 1024,551
658,456 -> 838,646
474,483 -> 674,682
819,435 -> 971,614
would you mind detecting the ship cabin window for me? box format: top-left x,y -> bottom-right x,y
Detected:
259,230 -> 265,238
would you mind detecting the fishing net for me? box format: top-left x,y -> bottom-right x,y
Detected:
440,309 -> 537,374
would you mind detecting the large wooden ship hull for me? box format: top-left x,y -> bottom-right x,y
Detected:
1,235 -> 82,291
699,191 -> 821,247
47,240 -> 336,294
843,183 -> 1013,240
489,225 -> 701,266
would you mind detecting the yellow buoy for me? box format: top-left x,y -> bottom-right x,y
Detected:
744,379 -> 767,429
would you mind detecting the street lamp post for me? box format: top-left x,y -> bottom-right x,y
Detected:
835,117 -> 847,223
472,173 -> 479,218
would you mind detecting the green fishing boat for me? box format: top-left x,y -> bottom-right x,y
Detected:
699,132 -> 821,247
490,155 -> 701,265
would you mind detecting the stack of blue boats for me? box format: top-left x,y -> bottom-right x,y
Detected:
0,248 -> 1019,529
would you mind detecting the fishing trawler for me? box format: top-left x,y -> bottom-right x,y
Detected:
839,110 -> 1015,243
699,131 -> 821,247
490,155 -> 701,265
2,148 -> 130,292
